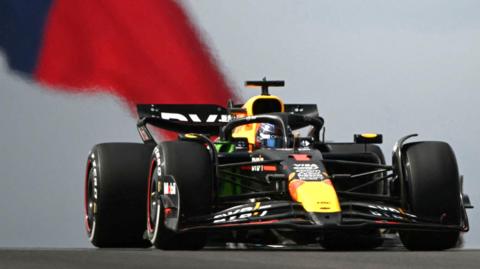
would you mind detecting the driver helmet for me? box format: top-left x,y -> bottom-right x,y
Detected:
256,123 -> 283,148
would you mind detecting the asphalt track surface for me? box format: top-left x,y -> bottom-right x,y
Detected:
1,248 -> 479,269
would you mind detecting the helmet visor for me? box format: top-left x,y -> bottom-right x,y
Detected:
259,137 -> 283,148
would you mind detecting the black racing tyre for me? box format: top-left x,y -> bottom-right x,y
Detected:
147,141 -> 213,250
399,142 -> 462,251
84,143 -> 154,247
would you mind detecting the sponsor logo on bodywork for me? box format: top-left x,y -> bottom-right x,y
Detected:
367,204 -> 417,220
245,156 -> 277,172
158,112 -> 231,123
138,126 -> 151,142
251,156 -> 264,172
292,163 -> 326,180
163,182 -> 176,195
213,203 -> 272,223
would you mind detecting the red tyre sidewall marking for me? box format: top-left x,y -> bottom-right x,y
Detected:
84,159 -> 92,233
147,158 -> 156,233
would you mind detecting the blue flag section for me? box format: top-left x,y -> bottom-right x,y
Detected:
0,0 -> 53,74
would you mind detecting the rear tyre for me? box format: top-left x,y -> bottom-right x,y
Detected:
147,141 -> 213,250
85,143 -> 154,247
399,142 -> 461,250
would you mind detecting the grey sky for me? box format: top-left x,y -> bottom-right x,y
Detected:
0,0 -> 478,247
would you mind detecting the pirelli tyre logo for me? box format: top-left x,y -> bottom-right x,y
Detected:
154,147 -> 162,176
213,203 -> 271,223
90,154 -> 98,201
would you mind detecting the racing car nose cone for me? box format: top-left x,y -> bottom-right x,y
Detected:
308,212 -> 342,226
288,179 -> 341,214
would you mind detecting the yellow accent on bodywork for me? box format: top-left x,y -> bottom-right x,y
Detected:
295,181 -> 341,213
361,133 -> 378,139
232,122 -> 260,145
184,133 -> 198,139
232,95 -> 285,145
242,95 -> 284,116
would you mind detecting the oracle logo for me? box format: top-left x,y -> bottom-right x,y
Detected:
159,112 -> 231,123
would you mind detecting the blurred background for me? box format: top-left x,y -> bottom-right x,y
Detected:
0,0 -> 478,248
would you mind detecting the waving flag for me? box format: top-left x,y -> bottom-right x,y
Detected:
0,0 -> 234,108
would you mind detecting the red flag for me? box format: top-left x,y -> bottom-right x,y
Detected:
36,0 -> 235,107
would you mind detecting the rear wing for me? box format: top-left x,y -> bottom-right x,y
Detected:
137,104 -> 229,138
136,103 -> 319,143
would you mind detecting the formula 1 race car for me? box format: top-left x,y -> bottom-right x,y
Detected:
84,79 -> 472,250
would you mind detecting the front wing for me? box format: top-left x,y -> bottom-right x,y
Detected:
179,200 -> 469,233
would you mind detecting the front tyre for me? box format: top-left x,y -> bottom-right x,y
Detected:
399,142 -> 462,250
147,141 -> 213,250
